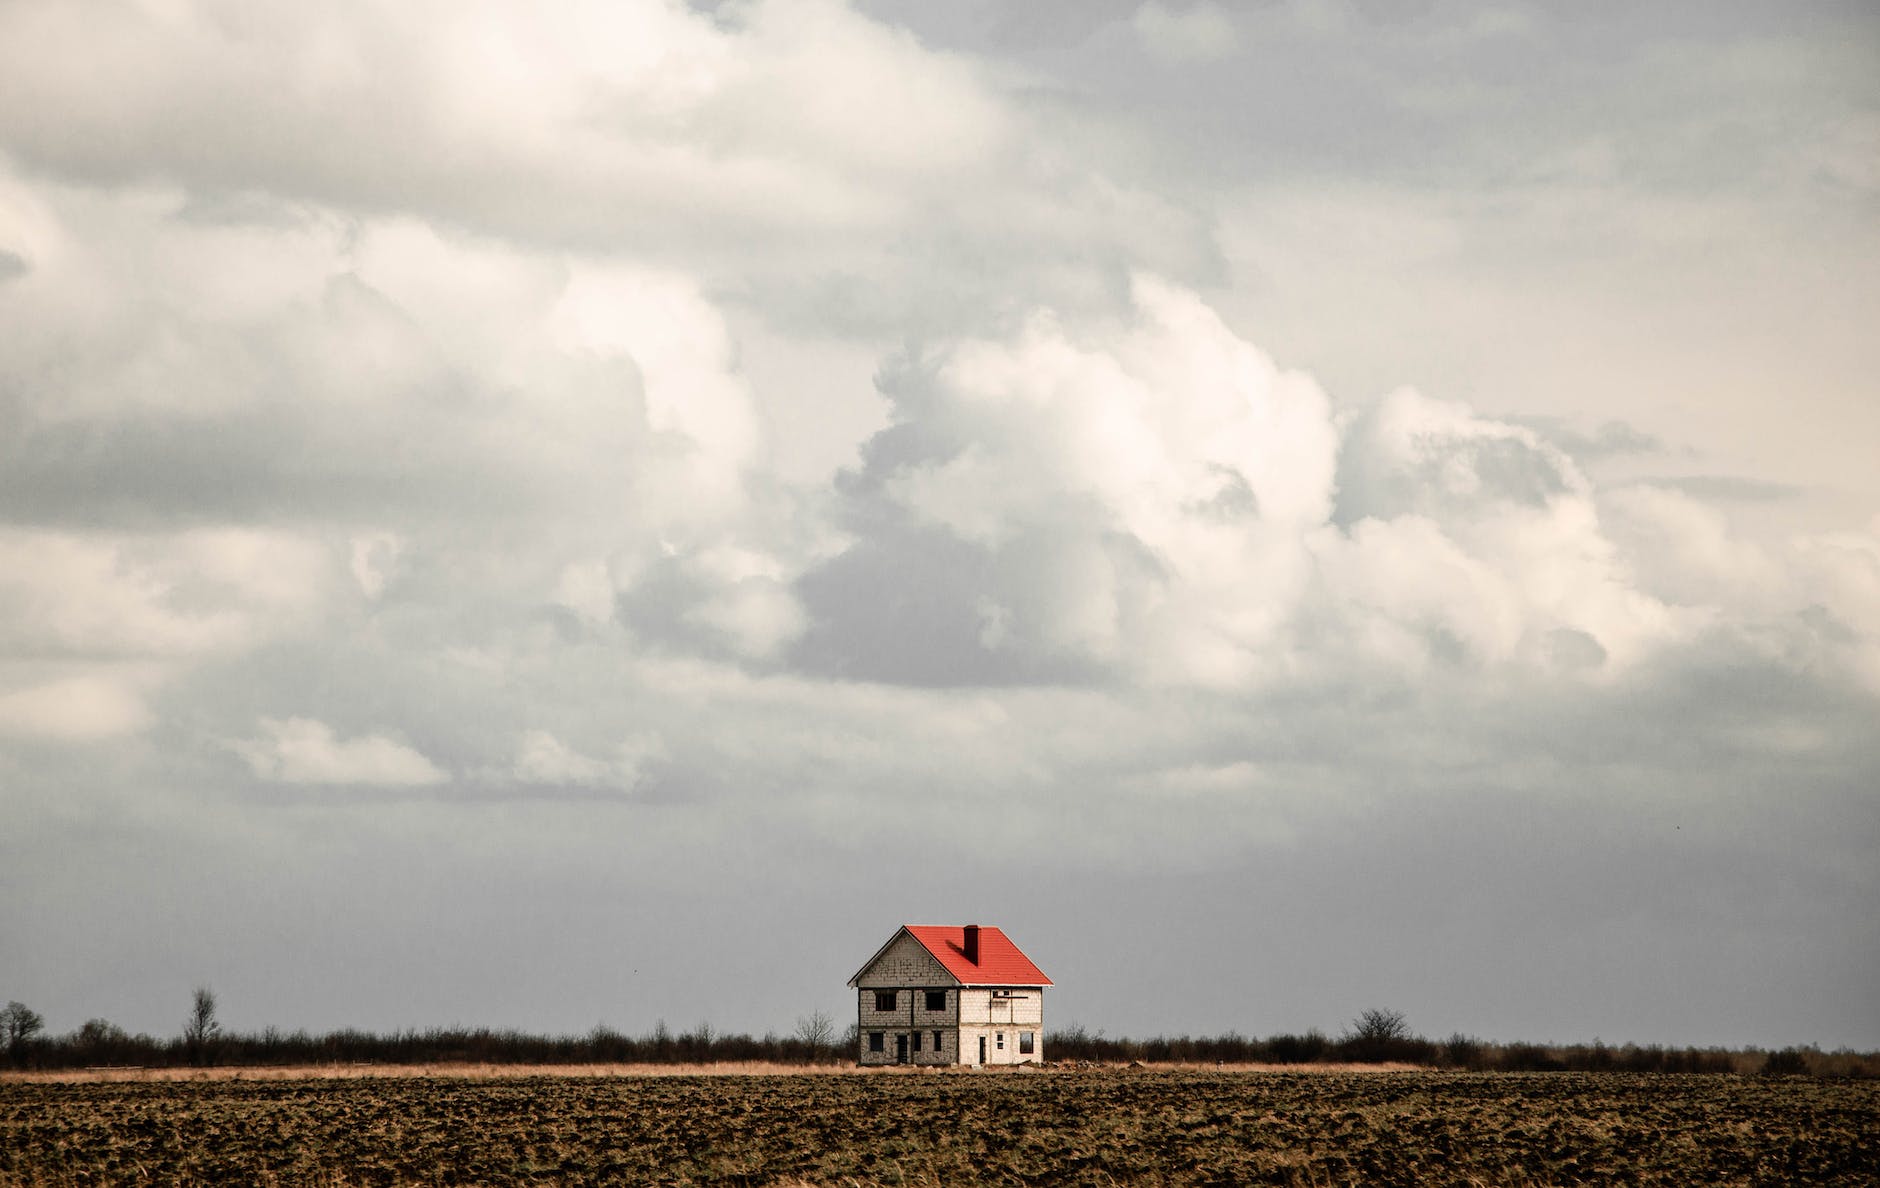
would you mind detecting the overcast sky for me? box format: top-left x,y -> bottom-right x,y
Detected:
2,0 -> 1876,1051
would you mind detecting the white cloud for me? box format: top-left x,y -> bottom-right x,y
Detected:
511,729 -> 613,787
0,175 -> 812,678
818,274 -> 1338,686
509,728 -> 660,790
1792,518 -> 1880,693
231,717 -> 447,786
349,533 -> 402,601
807,276 -> 1708,687
0,528 -> 331,660
0,673 -> 153,741
1329,387 -> 1686,673
0,0 -> 1220,363
1600,485 -> 1784,612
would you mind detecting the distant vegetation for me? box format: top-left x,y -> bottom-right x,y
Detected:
3,994 -> 1873,1078
1045,1019 -> 1878,1078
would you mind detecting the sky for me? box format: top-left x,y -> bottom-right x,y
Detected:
1,0 -> 1876,1052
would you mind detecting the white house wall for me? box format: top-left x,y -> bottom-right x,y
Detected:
959,989 -> 1045,1065
958,989 -> 1043,1027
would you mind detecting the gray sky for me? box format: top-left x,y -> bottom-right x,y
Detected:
2,0 -> 1876,1050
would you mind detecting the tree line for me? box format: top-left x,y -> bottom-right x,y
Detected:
1045,1010 -> 1872,1077
1,993 -> 851,1070
4,996 -> 1869,1078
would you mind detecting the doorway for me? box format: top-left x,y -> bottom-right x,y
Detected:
895,1033 -> 908,1064
978,1035 -> 987,1064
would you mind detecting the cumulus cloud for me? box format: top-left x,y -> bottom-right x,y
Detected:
0,0 -> 996,234
230,717 -> 447,786
794,276 -> 1733,688
0,172 -> 813,667
0,0 -> 1212,336
1325,387 -> 1686,674
800,275 -> 1339,687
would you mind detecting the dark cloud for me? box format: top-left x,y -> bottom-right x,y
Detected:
1333,390 -> 1580,527
792,523 -> 1122,686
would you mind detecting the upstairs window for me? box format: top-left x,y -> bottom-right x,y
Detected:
874,990 -> 897,1012
925,990 -> 946,1012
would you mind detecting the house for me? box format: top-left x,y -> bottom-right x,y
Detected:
848,924 -> 1052,1066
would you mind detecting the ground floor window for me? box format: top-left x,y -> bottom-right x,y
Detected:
912,1031 -> 922,1052
996,1032 -> 1004,1050
933,1030 -> 943,1051
1020,1031 -> 1034,1055
868,1032 -> 884,1053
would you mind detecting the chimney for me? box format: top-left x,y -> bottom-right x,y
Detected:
964,924 -> 980,965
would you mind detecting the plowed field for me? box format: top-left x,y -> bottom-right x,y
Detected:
3,1068 -> 1874,1186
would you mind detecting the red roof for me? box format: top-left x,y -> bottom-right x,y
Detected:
904,925 -> 1052,987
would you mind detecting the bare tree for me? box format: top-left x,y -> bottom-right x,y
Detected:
183,986 -> 220,1065
2,1001 -> 44,1064
1347,1007 -> 1410,1043
794,1008 -> 834,1057
1342,1007 -> 1417,1063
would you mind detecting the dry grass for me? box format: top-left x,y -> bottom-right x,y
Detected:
1,1060 -> 856,1084
1,1058 -> 1433,1085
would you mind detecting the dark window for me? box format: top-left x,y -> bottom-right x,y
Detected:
1020,1031 -> 1034,1055
868,1031 -> 884,1053
912,1031 -> 922,1052
933,1030 -> 943,1051
925,990 -> 946,1012
996,1032 -> 1004,1050
874,990 -> 896,1012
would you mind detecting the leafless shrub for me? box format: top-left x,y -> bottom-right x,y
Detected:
794,1009 -> 835,1058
